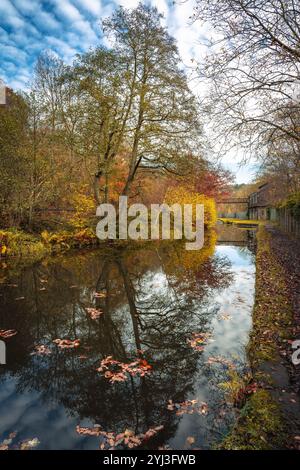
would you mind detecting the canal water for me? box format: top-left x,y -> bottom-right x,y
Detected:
0,225 -> 256,450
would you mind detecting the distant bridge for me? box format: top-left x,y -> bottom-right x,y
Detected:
216,198 -> 248,204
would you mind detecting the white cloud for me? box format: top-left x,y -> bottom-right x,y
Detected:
53,0 -> 83,22
0,0 -> 26,28
74,0 -> 102,16
116,0 -> 140,8
149,0 -> 169,17
1,44 -> 28,63
0,0 -> 255,182
45,36 -> 79,61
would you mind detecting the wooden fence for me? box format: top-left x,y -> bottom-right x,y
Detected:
278,207 -> 300,238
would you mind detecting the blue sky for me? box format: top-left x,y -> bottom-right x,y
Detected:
0,0 -> 256,183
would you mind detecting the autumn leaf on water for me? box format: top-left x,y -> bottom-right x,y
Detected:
167,399 -> 209,416
187,332 -> 212,351
53,338 -> 80,349
0,433 -> 39,451
93,292 -> 106,298
206,356 -> 235,368
76,425 -> 102,436
218,313 -> 232,321
31,345 -> 51,356
0,432 -> 17,450
0,329 -> 17,339
186,436 -> 195,446
76,424 -> 163,450
86,307 -> 102,320
20,438 -> 40,450
97,356 -> 152,383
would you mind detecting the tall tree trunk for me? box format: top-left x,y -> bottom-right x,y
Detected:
94,171 -> 103,205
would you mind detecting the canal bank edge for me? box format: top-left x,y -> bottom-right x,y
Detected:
220,224 -> 300,450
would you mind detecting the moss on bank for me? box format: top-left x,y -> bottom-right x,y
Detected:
220,390 -> 283,450
219,225 -> 293,450
248,227 -> 293,365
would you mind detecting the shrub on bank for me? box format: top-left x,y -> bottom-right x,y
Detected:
0,228 -> 98,258
279,192 -> 300,220
0,229 -> 46,257
164,186 -> 217,228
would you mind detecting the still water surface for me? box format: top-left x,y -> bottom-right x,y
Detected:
0,226 -> 256,449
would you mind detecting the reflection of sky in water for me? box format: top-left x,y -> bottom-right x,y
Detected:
216,245 -> 255,267
169,244 -> 255,450
0,236 -> 256,450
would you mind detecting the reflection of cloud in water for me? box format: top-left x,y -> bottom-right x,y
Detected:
169,245 -> 255,450
0,242 -> 255,450
216,245 -> 255,267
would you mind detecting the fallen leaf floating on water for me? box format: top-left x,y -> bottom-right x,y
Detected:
0,329 -> 17,339
31,345 -> 51,356
0,432 -> 17,450
167,399 -> 209,416
15,296 -> 25,300
186,436 -> 195,446
97,356 -> 152,383
20,438 -> 40,450
86,307 -> 102,320
218,313 -> 232,321
94,292 -> 106,298
53,339 -> 80,349
206,356 -> 235,368
187,332 -> 212,351
0,433 -> 39,451
76,425 -> 163,450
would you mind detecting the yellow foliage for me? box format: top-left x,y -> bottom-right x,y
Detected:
161,230 -> 217,275
69,191 -> 95,229
180,230 -> 216,270
164,186 -> 217,228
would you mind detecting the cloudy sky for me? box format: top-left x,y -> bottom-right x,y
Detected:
0,0 -> 256,183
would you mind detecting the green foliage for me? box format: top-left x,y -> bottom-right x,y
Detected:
219,369 -> 252,405
279,193 -> 300,220
220,390 -> 283,450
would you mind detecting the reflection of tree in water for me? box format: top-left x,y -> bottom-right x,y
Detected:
0,238 -> 233,448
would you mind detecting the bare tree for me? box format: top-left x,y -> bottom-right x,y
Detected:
193,0 -> 300,160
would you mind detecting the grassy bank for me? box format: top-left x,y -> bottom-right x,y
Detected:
220,225 -> 294,449
218,218 -> 261,226
0,228 -> 99,261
